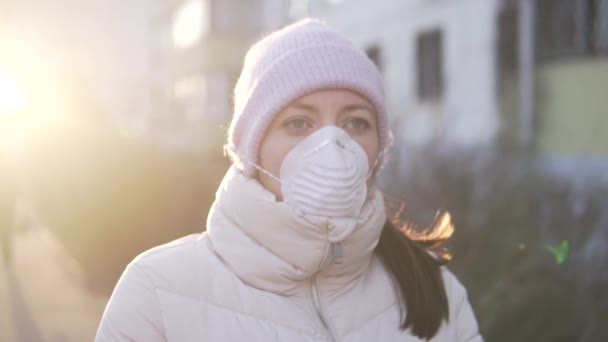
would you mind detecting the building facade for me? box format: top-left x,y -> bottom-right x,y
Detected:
309,0 -> 502,149
310,0 -> 608,176
497,0 -> 608,182
149,0 -> 290,151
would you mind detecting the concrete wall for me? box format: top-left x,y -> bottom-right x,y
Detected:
535,59 -> 608,155
500,58 -> 608,156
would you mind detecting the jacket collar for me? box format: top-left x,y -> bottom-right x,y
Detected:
206,167 -> 386,296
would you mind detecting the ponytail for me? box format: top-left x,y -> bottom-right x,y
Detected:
375,214 -> 452,339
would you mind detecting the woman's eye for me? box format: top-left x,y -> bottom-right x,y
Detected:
344,118 -> 370,130
286,119 -> 310,129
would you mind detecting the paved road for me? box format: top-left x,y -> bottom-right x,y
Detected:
2,266 -> 45,342
0,226 -> 108,342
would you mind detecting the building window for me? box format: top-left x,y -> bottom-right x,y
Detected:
497,0 -> 608,72
589,0 -> 608,54
536,0 -> 608,61
536,0 -> 584,60
365,45 -> 382,71
212,0 -> 262,35
498,3 -> 519,72
416,29 -> 444,101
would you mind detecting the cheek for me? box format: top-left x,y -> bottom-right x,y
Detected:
259,137 -> 292,175
258,134 -> 295,200
259,129 -> 308,174
259,142 -> 279,174
366,145 -> 380,170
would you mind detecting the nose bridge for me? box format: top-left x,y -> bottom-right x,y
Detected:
320,122 -> 338,129
318,108 -> 340,128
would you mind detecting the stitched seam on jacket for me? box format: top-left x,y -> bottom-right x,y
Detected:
341,302 -> 398,339
131,263 -> 168,339
216,201 -> 293,265
154,288 -> 317,337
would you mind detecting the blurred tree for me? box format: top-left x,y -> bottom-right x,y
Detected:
380,143 -> 608,341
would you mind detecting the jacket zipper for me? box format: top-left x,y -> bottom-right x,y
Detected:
310,242 -> 341,342
311,279 -> 338,342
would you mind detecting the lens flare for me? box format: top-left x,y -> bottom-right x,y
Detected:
547,240 -> 569,265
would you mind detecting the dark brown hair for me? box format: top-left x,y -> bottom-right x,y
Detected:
375,206 -> 453,340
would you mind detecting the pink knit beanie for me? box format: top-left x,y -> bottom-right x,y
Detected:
226,18 -> 391,177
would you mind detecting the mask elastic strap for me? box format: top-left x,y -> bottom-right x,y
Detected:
227,142 -> 386,183
366,145 -> 388,180
225,145 -> 286,185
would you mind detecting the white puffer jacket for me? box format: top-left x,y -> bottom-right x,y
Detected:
96,168 -> 483,341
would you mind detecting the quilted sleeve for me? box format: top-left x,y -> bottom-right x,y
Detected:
95,263 -> 166,342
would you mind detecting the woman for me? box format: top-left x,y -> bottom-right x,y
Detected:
96,19 -> 482,341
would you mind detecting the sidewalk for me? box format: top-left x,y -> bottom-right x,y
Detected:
0,224 -> 109,342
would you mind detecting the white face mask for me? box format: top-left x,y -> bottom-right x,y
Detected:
255,126 -> 376,218
280,126 -> 369,217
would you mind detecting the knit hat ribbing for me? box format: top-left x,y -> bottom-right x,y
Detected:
226,18 -> 391,177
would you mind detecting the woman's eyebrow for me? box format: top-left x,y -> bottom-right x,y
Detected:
341,104 -> 374,114
289,102 -> 318,113
287,102 -> 374,114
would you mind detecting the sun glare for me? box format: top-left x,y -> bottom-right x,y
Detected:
0,33 -> 73,163
172,0 -> 207,49
0,69 -> 26,114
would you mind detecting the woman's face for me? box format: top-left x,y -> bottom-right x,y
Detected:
258,88 -> 380,200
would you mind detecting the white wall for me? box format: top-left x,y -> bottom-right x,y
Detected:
310,0 -> 501,148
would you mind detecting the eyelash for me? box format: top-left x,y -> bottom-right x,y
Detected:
282,117 -> 372,132
285,118 -> 311,130
344,118 -> 371,130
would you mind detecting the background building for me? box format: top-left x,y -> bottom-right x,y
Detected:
310,0 -> 501,149
497,0 -> 608,179
148,0 -> 290,150
311,0 -> 608,181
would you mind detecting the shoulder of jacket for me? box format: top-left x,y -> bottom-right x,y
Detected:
131,233 -> 201,265
123,233 -> 223,295
439,266 -> 474,314
439,267 -> 466,293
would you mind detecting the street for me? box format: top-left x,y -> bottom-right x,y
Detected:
0,223 -> 108,342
